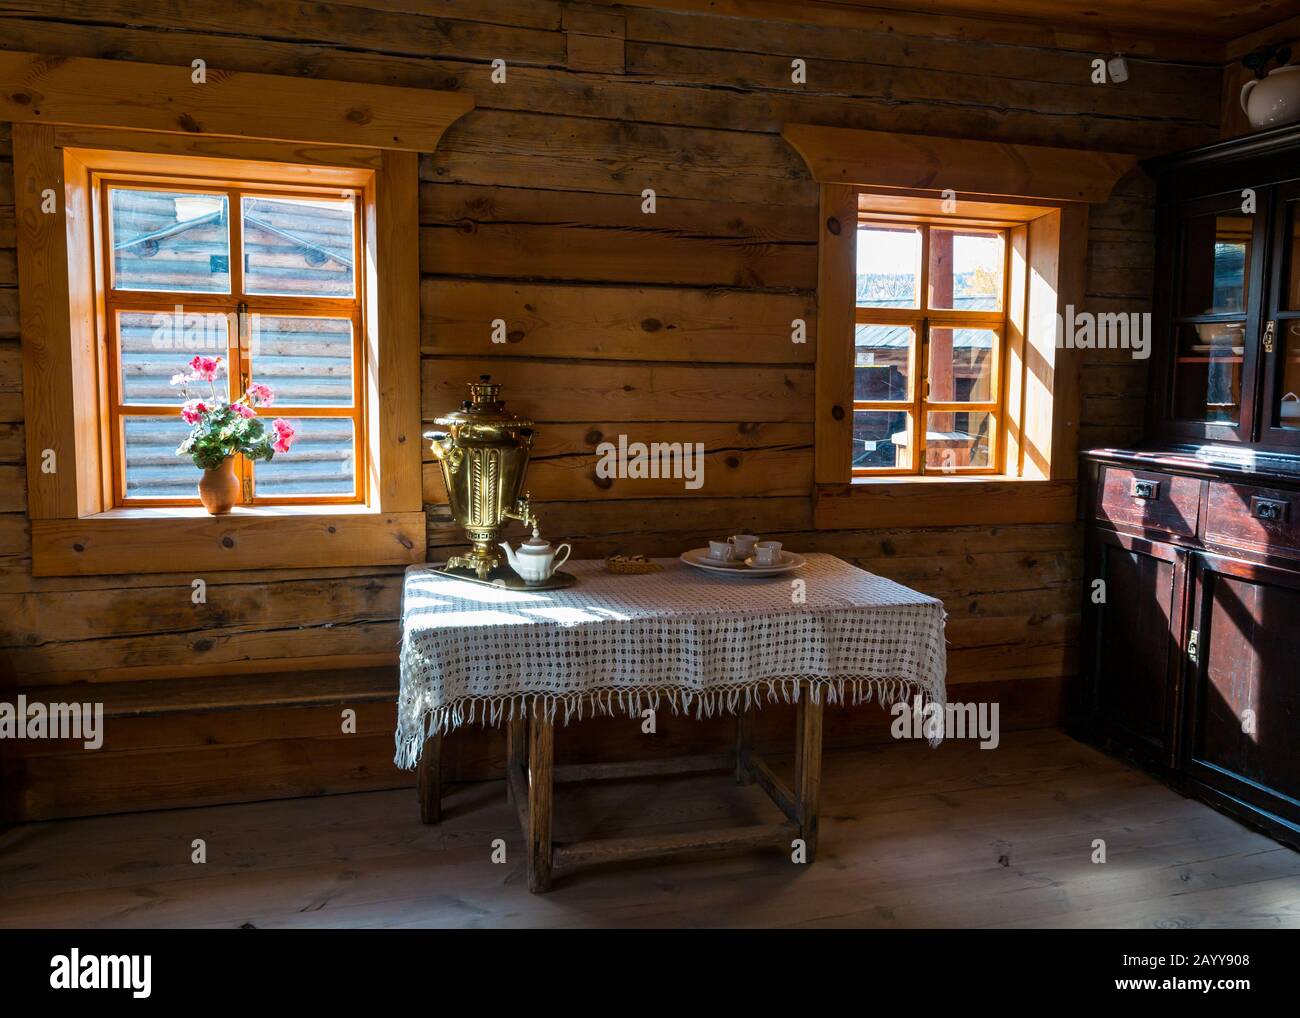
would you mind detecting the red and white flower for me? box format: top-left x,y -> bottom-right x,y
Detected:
271,418 -> 296,453
187,355 -> 223,382
245,381 -> 275,406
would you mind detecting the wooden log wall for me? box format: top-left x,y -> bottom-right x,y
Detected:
0,1 -> 1223,815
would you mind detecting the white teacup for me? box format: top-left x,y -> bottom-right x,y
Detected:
707,540 -> 735,562
753,540 -> 784,566
729,534 -> 759,557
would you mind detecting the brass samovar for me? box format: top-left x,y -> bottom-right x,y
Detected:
425,376 -> 538,580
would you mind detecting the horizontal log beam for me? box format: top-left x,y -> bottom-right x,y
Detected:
423,358 -> 813,423
31,510 -> 426,576
814,479 -> 1078,529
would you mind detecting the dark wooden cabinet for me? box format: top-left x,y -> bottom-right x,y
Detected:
1080,530 -> 1188,771
1077,123 -> 1300,852
1184,554 -> 1300,835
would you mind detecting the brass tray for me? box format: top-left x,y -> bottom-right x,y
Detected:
436,565 -> 578,591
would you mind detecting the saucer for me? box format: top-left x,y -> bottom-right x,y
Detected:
742,551 -> 805,575
680,548 -> 754,573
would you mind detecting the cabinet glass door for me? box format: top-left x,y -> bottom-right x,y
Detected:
1167,194 -> 1266,441
1261,184 -> 1300,448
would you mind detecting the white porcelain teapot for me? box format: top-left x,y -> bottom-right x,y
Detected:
500,527 -> 571,585
1241,64 -> 1300,129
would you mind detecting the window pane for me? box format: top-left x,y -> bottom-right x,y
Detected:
928,228 -> 1003,311
249,315 -> 353,407
1279,321 -> 1300,429
854,324 -> 912,401
853,409 -> 910,470
1280,322 -> 1300,429
123,415 -> 199,499
110,189 -> 230,293
928,327 -> 996,403
1173,321 -> 1244,423
925,411 -> 993,470
254,418 -> 355,497
242,195 -> 355,298
118,310 -> 230,405
1181,212 -> 1251,316
1286,203 -> 1300,311
856,225 -> 920,309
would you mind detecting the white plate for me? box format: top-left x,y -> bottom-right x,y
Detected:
680,548 -> 805,576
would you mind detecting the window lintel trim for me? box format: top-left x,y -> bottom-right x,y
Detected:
782,123 -> 1135,205
0,50 -> 473,152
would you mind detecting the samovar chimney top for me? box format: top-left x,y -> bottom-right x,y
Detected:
468,374 -> 504,408
431,375 -> 532,429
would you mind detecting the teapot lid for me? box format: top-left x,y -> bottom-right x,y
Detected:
520,526 -> 551,549
433,375 -> 533,428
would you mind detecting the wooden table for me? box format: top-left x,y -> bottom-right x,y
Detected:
399,556 -> 945,892
417,693 -> 822,893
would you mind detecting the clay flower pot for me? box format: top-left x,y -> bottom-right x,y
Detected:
197,457 -> 241,514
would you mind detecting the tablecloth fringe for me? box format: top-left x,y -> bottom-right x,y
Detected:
394,675 -> 943,769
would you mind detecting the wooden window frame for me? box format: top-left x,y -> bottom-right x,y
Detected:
99,172 -> 369,508
781,123 -> 1137,528
7,52 -> 473,575
853,217 -> 1010,477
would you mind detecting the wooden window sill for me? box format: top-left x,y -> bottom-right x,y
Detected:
815,477 -> 1078,529
30,508 -> 426,577
90,504 -> 383,520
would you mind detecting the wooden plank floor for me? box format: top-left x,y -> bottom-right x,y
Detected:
1,729 -> 1297,929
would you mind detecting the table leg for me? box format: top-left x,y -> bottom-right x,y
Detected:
527,714 -> 554,893
795,691 -> 823,862
417,733 -> 442,825
506,716 -> 526,803
735,709 -> 754,784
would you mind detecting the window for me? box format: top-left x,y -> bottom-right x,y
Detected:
781,123 -> 1134,528
15,126 -> 437,575
101,179 -> 366,506
852,219 -> 1007,475
9,54 -> 471,576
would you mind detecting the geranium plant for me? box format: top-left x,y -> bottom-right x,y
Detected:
171,355 -> 296,470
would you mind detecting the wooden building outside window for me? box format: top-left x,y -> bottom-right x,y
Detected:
101,174 -> 368,507
852,217 -> 1009,475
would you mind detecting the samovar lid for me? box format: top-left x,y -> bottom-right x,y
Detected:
433,375 -> 534,428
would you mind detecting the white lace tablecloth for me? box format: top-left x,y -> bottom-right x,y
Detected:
396,553 -> 946,768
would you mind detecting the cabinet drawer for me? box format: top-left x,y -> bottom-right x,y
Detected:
1205,482 -> 1300,557
1095,467 -> 1203,537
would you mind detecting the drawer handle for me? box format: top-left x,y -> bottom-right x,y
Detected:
1130,479 -> 1160,500
1251,496 -> 1289,523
